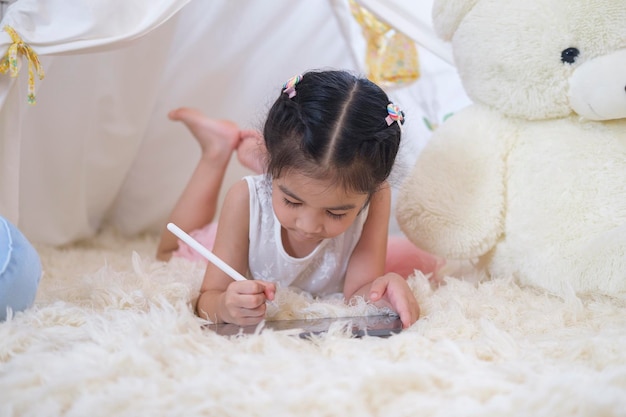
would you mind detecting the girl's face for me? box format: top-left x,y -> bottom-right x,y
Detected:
272,171 -> 369,246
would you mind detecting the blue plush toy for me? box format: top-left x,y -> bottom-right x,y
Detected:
0,216 -> 41,321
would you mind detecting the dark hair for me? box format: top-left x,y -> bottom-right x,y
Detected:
263,70 -> 403,195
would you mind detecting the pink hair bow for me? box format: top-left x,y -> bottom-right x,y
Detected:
282,74 -> 302,98
386,103 -> 404,126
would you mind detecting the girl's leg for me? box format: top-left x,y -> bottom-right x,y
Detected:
156,107 -> 241,261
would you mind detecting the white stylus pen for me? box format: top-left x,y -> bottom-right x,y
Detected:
166,222 -> 247,282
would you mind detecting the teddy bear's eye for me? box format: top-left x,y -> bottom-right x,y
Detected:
561,47 -> 580,64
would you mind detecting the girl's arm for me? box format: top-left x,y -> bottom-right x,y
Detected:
343,185 -> 390,296
343,185 -> 420,328
195,179 -> 275,325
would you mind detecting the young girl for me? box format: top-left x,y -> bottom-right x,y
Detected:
158,70 -> 438,328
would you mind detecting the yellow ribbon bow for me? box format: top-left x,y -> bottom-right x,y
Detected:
349,0 -> 419,88
0,25 -> 45,104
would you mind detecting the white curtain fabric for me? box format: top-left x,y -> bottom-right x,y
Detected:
1,0 -> 468,245
0,0 -> 191,238
1,0 -> 366,244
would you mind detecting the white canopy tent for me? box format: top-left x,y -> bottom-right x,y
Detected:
0,0 -> 468,245
0,0 -> 191,234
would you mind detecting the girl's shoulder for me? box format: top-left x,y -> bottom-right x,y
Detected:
222,179 -> 252,216
225,175 -> 272,216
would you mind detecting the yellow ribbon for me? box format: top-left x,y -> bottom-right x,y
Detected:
0,25 -> 45,104
349,0 -> 419,88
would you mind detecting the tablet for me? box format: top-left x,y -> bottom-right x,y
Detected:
206,314 -> 403,338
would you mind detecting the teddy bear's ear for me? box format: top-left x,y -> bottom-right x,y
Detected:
432,0 -> 481,41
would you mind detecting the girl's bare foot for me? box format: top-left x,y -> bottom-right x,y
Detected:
237,129 -> 267,174
169,107 -> 240,163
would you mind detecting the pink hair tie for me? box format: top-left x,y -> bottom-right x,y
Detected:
386,103 -> 404,126
282,74 -> 302,98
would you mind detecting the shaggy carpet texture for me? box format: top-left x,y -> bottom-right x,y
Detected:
1,228 -> 625,417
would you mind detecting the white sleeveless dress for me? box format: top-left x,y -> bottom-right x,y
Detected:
245,175 -> 368,297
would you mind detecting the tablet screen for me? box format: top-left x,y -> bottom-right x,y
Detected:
206,314 -> 403,338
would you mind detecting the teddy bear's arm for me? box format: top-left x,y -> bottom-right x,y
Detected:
397,106 -> 509,260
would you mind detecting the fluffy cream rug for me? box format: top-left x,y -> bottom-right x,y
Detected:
1,228 -> 625,416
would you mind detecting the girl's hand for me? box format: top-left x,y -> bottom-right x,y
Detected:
368,273 -> 420,328
219,280 -> 276,326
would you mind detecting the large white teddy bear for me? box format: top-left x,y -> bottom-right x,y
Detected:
397,0 -> 626,296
